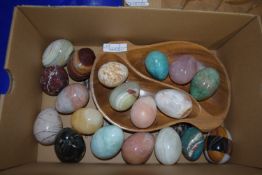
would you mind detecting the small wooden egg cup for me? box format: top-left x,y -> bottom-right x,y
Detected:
90,41 -> 231,132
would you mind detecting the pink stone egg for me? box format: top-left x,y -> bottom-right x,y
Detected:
56,83 -> 89,114
130,96 -> 156,128
169,55 -> 204,85
121,133 -> 154,164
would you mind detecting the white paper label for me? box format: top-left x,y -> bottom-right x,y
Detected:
103,43 -> 128,52
125,0 -> 149,7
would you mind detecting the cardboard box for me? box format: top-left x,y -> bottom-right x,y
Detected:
0,6 -> 262,174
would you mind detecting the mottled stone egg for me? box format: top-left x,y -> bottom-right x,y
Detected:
190,67 -> 220,101
54,128 -> 86,163
67,48 -> 96,81
169,55 -> 204,84
98,61 -> 128,88
155,89 -> 192,119
33,108 -> 62,145
71,108 -> 103,135
121,133 -> 154,164
204,126 -> 232,164
91,125 -> 124,159
181,126 -> 204,161
130,96 -> 157,128
109,81 -> 140,111
56,83 -> 89,114
155,127 -> 182,165
40,66 -> 69,96
145,51 -> 169,81
42,39 -> 74,67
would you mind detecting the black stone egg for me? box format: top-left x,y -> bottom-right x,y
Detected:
54,128 -> 86,163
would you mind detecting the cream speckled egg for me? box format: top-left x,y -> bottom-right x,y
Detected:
71,108 -> 103,135
98,61 -> 128,88
155,127 -> 182,165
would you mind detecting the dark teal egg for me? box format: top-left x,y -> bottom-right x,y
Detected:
145,51 -> 169,81
181,127 -> 204,161
190,67 -> 220,101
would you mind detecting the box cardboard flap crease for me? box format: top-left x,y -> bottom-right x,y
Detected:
0,6 -> 262,175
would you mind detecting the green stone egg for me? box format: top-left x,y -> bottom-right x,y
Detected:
190,68 -> 220,101
109,81 -> 140,111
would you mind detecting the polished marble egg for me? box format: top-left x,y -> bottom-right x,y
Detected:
145,50 -> 169,81
121,132 -> 154,164
98,61 -> 128,88
42,39 -> 74,67
155,89 -> 192,119
190,67 -> 220,101
181,126 -> 204,161
204,126 -> 232,164
109,81 -> 140,111
91,125 -> 124,159
54,128 -> 86,163
169,55 -> 204,85
40,65 -> 69,96
71,108 -> 103,135
130,96 -> 157,128
56,83 -> 89,114
155,127 -> 182,165
67,48 -> 96,81
33,108 -> 62,145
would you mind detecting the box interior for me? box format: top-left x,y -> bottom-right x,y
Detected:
0,6 -> 262,174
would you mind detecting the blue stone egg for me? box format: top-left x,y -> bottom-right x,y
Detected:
181,127 -> 204,161
145,51 -> 169,81
91,125 -> 124,159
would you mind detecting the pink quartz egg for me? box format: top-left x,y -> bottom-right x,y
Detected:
169,55 -> 204,85
130,96 -> 156,128
121,132 -> 155,164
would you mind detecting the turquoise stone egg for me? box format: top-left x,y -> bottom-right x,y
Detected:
181,127 -> 204,161
91,125 -> 124,159
190,67 -> 220,101
109,81 -> 140,111
145,51 -> 169,81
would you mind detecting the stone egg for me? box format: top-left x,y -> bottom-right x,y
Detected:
33,108 -> 62,145
71,108 -> 103,135
155,89 -> 192,119
145,51 -> 169,81
172,123 -> 193,138
40,65 -> 69,96
91,125 -> 124,159
67,48 -> 96,81
204,126 -> 232,164
155,127 -> 182,165
169,55 -> 204,85
181,126 -> 204,161
56,83 -> 89,114
121,133 -> 154,164
98,61 -> 128,88
42,39 -> 74,67
54,128 -> 86,163
190,67 -> 220,101
130,96 -> 157,128
109,81 -> 140,111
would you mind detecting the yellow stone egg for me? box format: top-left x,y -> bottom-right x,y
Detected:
71,108 -> 103,135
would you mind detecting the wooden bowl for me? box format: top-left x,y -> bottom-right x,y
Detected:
90,41 -> 231,132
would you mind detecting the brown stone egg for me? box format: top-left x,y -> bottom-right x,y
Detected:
67,48 -> 96,81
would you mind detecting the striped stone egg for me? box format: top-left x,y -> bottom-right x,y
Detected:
204,126 -> 232,164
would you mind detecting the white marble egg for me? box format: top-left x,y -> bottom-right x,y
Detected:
155,89 -> 192,119
42,39 -> 74,67
33,108 -> 63,145
155,127 -> 182,165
